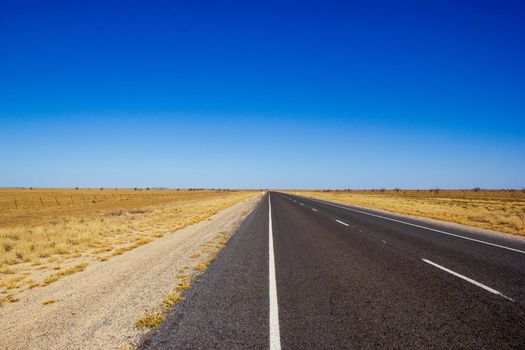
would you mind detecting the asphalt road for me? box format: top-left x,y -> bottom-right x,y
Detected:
139,192 -> 525,349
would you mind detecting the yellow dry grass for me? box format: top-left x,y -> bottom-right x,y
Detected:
134,312 -> 165,328
162,291 -> 182,308
0,188 -> 257,303
42,263 -> 88,286
293,190 -> 525,236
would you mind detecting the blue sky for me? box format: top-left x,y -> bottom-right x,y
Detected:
1,1 -> 524,189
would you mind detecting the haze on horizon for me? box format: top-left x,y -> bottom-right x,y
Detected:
1,1 -> 524,189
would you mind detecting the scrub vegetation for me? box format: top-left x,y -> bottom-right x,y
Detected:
294,189 -> 525,236
0,188 -> 256,306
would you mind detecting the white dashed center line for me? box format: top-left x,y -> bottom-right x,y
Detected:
304,197 -> 525,255
336,220 -> 349,227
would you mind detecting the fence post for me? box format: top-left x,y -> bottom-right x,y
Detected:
40,197 -> 44,206
13,196 -> 18,209
55,196 -> 59,205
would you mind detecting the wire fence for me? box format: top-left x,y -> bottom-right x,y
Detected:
0,192 -> 229,209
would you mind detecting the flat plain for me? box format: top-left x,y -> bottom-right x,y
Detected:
0,188 -> 257,306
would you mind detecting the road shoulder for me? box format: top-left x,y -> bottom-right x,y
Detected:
138,194 -> 269,349
0,195 -> 261,350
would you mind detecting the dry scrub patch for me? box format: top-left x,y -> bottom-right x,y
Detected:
294,190 -> 525,236
133,214 -> 246,333
0,188 -> 238,227
0,189 -> 256,303
135,312 -> 166,328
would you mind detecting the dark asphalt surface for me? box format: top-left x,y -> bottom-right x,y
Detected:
139,192 -> 525,349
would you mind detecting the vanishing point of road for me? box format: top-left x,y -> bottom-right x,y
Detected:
140,192 -> 525,349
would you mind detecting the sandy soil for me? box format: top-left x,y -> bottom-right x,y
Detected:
0,195 -> 261,350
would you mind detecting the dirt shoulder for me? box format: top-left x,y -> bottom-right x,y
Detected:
0,194 -> 262,350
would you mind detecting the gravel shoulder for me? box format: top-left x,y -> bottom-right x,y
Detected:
0,195 -> 261,350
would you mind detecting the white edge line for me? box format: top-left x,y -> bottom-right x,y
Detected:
336,219 -> 349,226
312,208 -> 318,212
303,196 -> 525,254
268,194 -> 282,350
422,259 -> 513,301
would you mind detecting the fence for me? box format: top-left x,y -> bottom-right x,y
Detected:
0,192 -> 221,209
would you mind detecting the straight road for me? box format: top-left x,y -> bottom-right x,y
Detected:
140,192 -> 525,349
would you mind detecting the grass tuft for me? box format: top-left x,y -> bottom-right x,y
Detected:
163,292 -> 181,308
134,312 -> 165,328
195,262 -> 208,271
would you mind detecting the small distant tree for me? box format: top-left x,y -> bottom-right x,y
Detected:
473,187 -> 481,192
75,187 -> 79,190
394,188 -> 401,192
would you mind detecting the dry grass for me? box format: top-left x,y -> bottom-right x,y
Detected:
293,190 -> 525,236
134,312 -> 166,328
42,299 -> 56,305
194,262 -> 209,271
0,294 -> 19,306
0,188 -> 238,226
0,188 -> 257,302
162,292 -> 182,308
42,263 -> 88,286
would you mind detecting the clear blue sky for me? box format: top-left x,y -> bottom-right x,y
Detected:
1,1 -> 524,189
